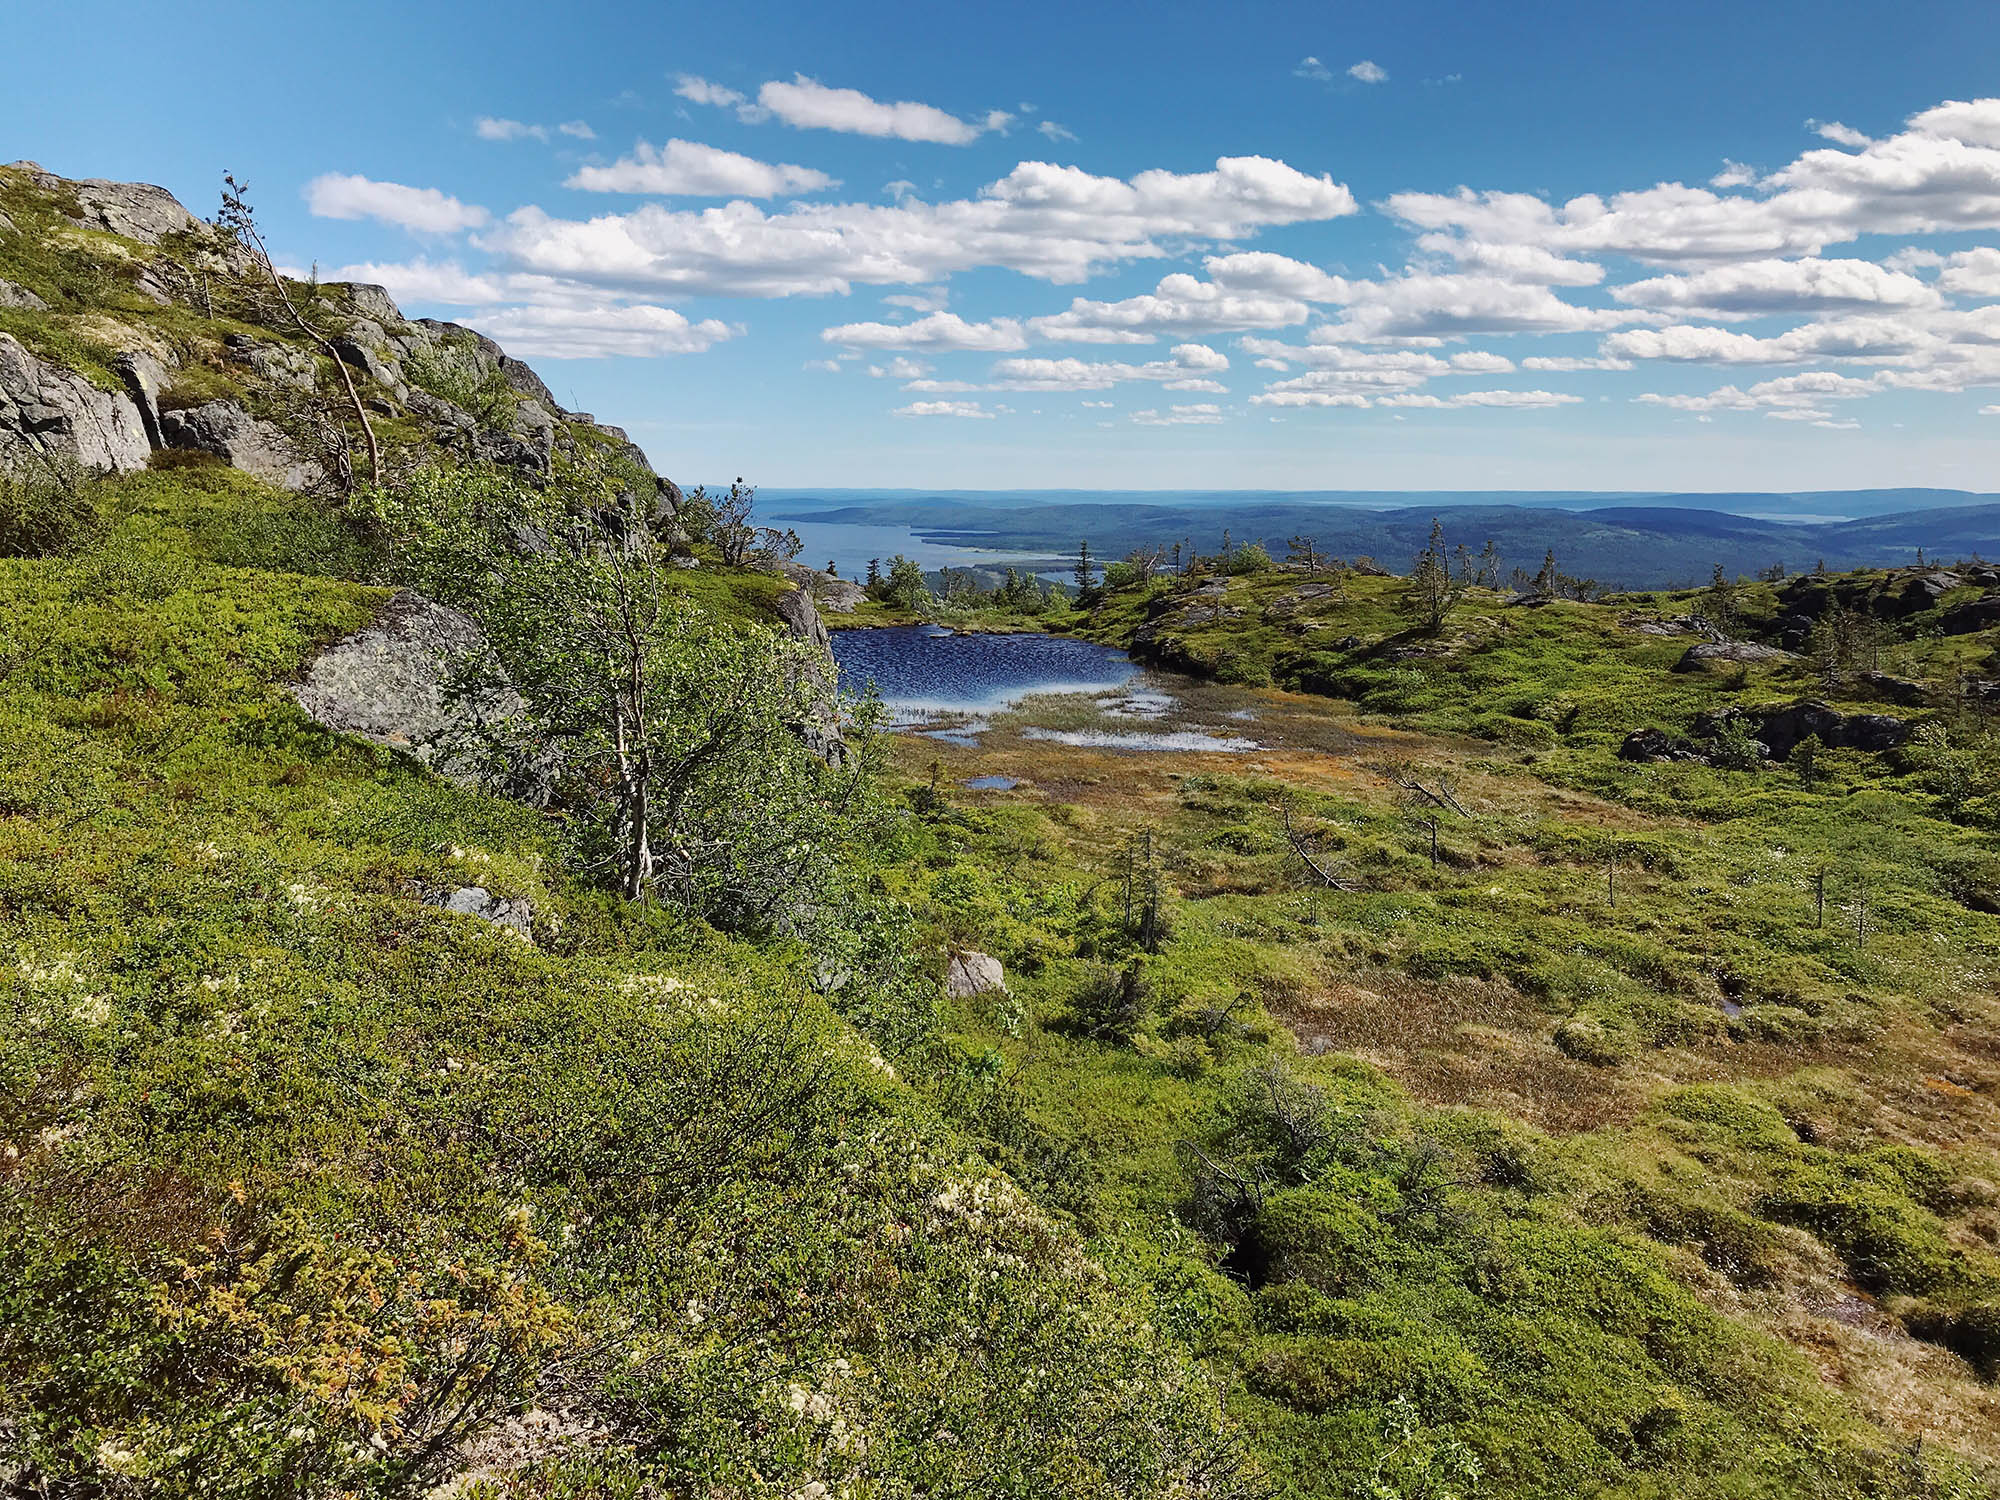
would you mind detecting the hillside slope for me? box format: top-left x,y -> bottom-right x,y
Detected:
0,165 -> 1257,1496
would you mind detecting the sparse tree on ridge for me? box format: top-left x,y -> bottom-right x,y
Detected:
1404,518 -> 1466,633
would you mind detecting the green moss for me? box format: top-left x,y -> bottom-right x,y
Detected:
0,308 -> 124,390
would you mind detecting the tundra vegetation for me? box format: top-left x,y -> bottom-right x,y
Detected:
4,161 -> 2000,1499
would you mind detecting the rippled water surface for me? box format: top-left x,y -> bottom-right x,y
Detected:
832,627 -> 1138,718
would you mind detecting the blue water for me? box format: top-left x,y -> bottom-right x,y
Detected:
832,627 -> 1136,717
759,515 -> 1060,586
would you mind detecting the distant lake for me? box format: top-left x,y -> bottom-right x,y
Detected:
757,512 -> 1060,584
831,626 -> 1135,717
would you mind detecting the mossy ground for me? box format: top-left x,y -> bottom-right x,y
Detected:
856,560 -> 2000,1495
0,468 -> 1251,1496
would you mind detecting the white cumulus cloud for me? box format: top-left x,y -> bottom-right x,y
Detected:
566,140 -> 837,197
822,312 -> 1029,351
465,303 -> 737,358
752,74 -> 1011,144
305,174 -> 489,234
479,154 -> 1355,298
894,400 -> 997,418
1132,403 -> 1224,425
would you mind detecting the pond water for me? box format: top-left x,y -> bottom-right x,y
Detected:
830,626 -> 1271,754
832,626 -> 1137,718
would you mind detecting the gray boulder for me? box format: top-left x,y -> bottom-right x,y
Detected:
1673,640 -> 1795,672
1618,727 -> 1708,764
331,320 -> 409,406
294,588 -> 499,737
773,560 -> 867,611
0,278 -> 48,310
0,332 -> 149,474
1859,671 -> 1929,706
1940,593 -> 2000,635
425,885 -> 533,941
945,951 -> 1008,999
774,583 -> 833,657
160,399 -> 322,491
1263,582 -> 1342,619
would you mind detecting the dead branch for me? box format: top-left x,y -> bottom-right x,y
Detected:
1278,799 -> 1366,891
1382,767 -> 1471,818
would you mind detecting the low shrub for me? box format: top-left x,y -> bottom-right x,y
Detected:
0,461 -> 102,557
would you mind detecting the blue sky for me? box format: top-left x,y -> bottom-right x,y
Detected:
13,0 -> 2000,492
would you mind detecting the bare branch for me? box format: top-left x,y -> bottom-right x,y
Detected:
1278,798 -> 1366,891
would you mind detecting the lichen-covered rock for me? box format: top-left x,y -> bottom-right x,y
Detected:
424,885 -> 533,941
775,583 -> 833,657
331,320 -> 409,406
946,951 -> 1008,999
0,278 -> 48,310
339,283 -> 402,325
0,332 -> 149,474
222,333 -> 317,391
159,399 -> 321,491
290,590 -> 551,802
1673,640 -> 1795,672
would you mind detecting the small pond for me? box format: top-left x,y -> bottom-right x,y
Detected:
830,626 -> 1274,754
832,626 -> 1137,719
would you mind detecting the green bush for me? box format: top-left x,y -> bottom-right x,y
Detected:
0,461 -> 103,557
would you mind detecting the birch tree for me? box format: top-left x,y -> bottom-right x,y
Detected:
374,453 -> 878,924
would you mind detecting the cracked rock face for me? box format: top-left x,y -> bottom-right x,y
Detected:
0,332 -> 149,474
159,399 -> 322,491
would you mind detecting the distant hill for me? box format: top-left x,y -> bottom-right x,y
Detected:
767,486 -> 1998,522
775,497 -> 2000,589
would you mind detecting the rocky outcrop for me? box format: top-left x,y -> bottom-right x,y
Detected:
0,332 -> 149,474
774,584 -> 832,657
1624,700 -> 1915,765
1694,700 -> 1914,760
1673,640 -> 1795,672
1263,582 -> 1343,620
160,399 -> 321,491
1940,593 -> 2000,635
1618,727 -> 1710,764
774,584 -> 848,764
113,350 -> 170,449
222,334 -> 316,391
7,161 -> 200,244
1,166 -> 683,504
769,559 -> 867,612
1858,671 -> 1929,706
946,951 -> 1008,999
